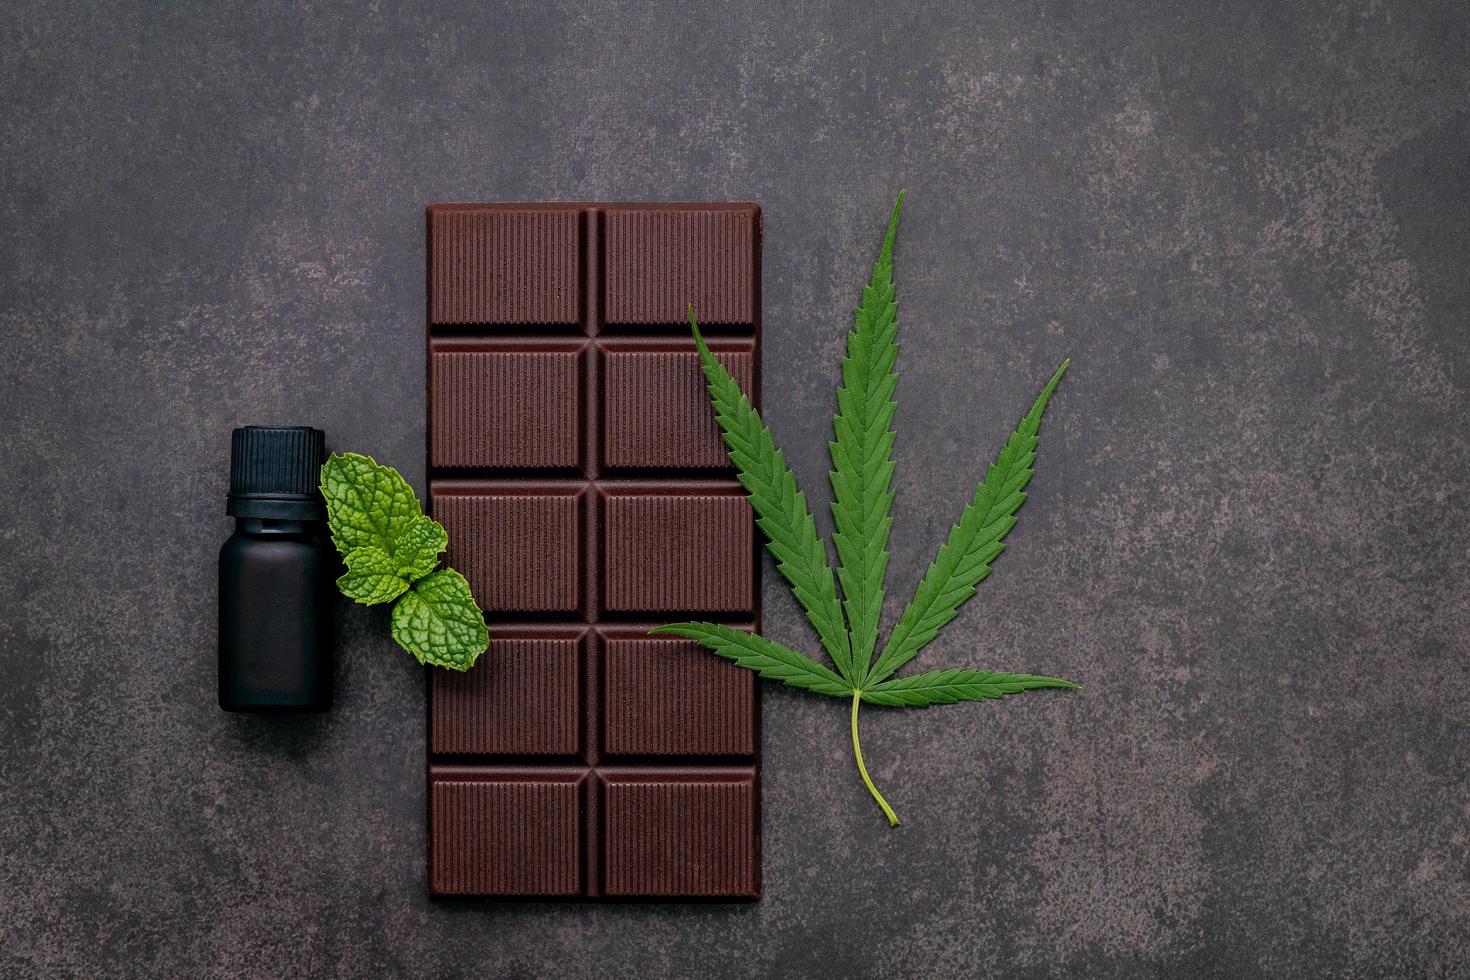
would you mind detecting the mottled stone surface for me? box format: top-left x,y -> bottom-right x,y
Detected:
2,1 -> 1468,976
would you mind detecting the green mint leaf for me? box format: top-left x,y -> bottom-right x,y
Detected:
321,452 -> 489,672
390,569 -> 488,671
865,361 -> 1068,689
830,193 -> 902,687
393,513 -> 448,580
650,622 -> 852,698
689,309 -> 854,679
862,668 -> 1079,707
320,452 -> 424,556
337,546 -> 412,605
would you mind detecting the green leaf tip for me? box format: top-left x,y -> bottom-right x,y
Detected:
320,451 -> 425,558
653,622 -> 850,698
661,194 -> 1077,826
866,360 -> 1070,688
863,669 -> 1079,707
320,450 -> 489,671
829,192 -> 904,686
686,307 -> 854,677
391,569 -> 488,671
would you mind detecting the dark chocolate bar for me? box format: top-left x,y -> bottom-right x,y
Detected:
425,203 -> 762,899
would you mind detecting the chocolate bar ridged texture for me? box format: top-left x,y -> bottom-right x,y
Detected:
426,203 -> 761,899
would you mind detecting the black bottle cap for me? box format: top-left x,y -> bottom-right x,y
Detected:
227,426 -> 328,520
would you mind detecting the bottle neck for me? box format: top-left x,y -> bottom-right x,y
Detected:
234,516 -> 320,536
227,494 -> 327,521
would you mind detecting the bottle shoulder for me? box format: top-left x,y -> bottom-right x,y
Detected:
220,526 -> 333,564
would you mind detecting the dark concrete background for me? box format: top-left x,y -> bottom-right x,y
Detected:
2,1 -> 1467,976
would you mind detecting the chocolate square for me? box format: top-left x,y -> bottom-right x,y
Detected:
431,630 -> 585,757
601,491 -> 754,613
600,771 -> 758,897
433,488 -> 583,613
429,771 -> 584,896
601,630 -> 756,758
601,343 -> 754,470
603,206 -> 757,325
430,346 -> 583,471
428,207 -> 581,326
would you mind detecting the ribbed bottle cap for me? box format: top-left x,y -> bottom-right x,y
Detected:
227,426 -> 327,519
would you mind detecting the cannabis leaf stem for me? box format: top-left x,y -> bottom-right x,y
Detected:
657,194 -> 1078,826
851,692 -> 899,826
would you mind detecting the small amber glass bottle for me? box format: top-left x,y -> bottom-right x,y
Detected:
218,426 -> 334,713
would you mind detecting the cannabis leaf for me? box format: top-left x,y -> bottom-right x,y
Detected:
657,193 -> 1077,826
690,311 -> 853,679
862,669 -> 1079,707
864,359 -> 1068,689
830,193 -> 902,688
320,452 -> 489,671
650,622 -> 851,697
